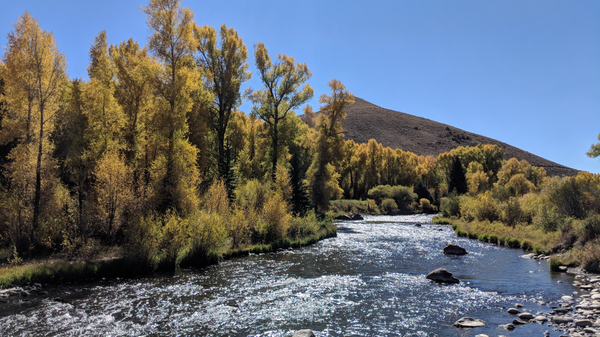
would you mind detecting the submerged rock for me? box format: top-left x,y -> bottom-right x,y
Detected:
454,317 -> 485,328
443,243 -> 468,255
293,330 -> 315,337
426,268 -> 460,284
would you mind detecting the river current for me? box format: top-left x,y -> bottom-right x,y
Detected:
0,215 -> 578,336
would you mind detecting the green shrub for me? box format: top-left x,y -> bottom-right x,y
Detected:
534,206 -> 563,233
488,235 -> 498,244
440,195 -> 460,217
419,198 -> 433,213
288,210 -> 320,239
520,240 -> 532,251
478,234 -> 489,242
451,223 -> 458,230
549,256 -> 562,271
506,238 -> 521,248
381,198 -> 399,214
467,232 -> 477,239
502,197 -> 523,227
390,185 -> 417,210
579,214 -> 600,245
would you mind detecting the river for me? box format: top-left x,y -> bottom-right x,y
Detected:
0,215 -> 578,336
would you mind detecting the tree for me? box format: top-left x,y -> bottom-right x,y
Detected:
195,24 -> 251,185
83,31 -> 126,161
141,0 -> 202,214
306,79 -> 353,213
109,37 -> 157,182
588,133 -> 600,158
2,11 -> 68,238
448,156 -> 467,194
248,42 -> 313,181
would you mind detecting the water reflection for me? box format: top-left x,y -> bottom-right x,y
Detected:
0,215 -> 577,336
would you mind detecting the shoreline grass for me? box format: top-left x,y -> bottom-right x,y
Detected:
434,216 -> 561,255
0,223 -> 337,288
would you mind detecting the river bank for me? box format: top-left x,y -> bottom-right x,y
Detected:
0,222 -> 337,289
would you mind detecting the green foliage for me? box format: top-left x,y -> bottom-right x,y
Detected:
413,181 -> 431,201
502,197 -> 523,228
520,240 -> 532,251
448,156 -> 467,194
440,194 -> 460,217
534,206 -> 563,233
551,177 -> 585,219
549,256 -> 563,271
381,198 -> 399,214
419,198 -> 433,213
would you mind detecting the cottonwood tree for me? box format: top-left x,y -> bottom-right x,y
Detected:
306,79 -> 354,213
1,12 -> 68,244
247,42 -> 313,181
194,24 -> 251,186
142,0 -> 202,214
109,38 -> 157,183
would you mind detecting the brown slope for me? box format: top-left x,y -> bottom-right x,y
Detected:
341,98 -> 578,177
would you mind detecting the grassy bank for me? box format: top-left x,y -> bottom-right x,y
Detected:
434,216 -> 561,255
0,221 -> 337,288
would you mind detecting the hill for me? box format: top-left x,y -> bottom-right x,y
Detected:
338,98 -> 578,177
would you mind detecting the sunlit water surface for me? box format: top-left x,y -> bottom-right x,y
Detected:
0,215 -> 578,336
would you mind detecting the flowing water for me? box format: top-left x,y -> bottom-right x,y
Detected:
0,215 -> 578,336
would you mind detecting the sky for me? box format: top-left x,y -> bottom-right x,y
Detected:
1,0 -> 599,173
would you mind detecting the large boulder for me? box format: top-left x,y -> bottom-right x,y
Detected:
443,243 -> 468,255
454,317 -> 486,328
426,268 -> 460,284
335,214 -> 352,221
351,213 -> 364,220
293,330 -> 315,337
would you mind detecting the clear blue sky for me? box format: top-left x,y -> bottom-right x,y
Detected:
2,0 -> 599,173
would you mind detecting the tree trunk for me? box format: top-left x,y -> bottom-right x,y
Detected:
32,103 -> 43,241
272,117 -> 278,182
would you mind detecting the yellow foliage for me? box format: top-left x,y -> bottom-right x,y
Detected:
506,173 -> 535,196
466,161 -> 489,195
93,151 -> 133,237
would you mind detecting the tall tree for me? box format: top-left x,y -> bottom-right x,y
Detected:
248,42 -> 313,181
109,38 -> 157,183
141,0 -> 202,214
306,79 -> 354,214
194,24 -> 251,184
83,31 -> 126,161
2,11 -> 67,235
448,156 -> 468,194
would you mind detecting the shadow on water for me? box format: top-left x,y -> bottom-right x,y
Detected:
0,214 -> 578,336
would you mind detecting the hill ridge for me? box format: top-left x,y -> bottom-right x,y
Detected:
340,97 -> 577,177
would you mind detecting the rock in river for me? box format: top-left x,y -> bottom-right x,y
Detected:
443,243 -> 468,255
454,317 -> 486,328
518,312 -> 535,320
426,268 -> 460,284
507,308 -> 520,314
293,329 -> 315,337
